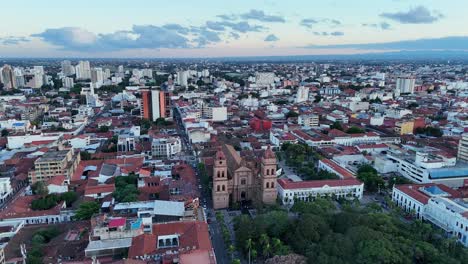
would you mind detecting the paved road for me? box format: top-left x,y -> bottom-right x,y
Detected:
174,108 -> 230,264
279,160 -> 303,182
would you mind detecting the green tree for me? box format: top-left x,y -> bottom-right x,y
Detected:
330,121 -> 343,131
228,244 -> 235,260
60,192 -> 78,207
74,201 -> 100,220
80,151 -> 92,160
1,129 -> 9,137
346,126 -> 364,134
31,181 -> 48,196
99,125 -> 110,132
245,238 -> 253,264
286,111 -> 299,118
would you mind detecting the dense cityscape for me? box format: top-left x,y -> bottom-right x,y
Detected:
1,1 -> 468,264
0,58 -> 466,264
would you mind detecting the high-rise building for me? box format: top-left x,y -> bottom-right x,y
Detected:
458,133 -> 468,162
141,89 -> 168,121
177,71 -> 188,87
61,60 -> 74,76
91,68 -> 104,86
104,68 -> 111,79
33,66 -> 44,75
396,77 -> 416,94
62,77 -> 74,88
295,86 -> 309,103
76,61 -> 91,79
1,65 -> 16,90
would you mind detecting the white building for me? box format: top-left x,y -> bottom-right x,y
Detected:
392,184 -> 468,246
62,77 -> 74,88
318,159 -> 356,179
91,67 -> 104,87
7,133 -> 61,149
458,133 -> 468,162
387,150 -> 468,187
396,77 -> 416,94
0,177 -> 13,204
151,137 -> 182,158
0,119 -> 30,132
76,61 -> 91,80
177,70 -> 189,87
295,86 -> 309,103
298,114 -> 319,127
255,72 -> 275,88
348,101 -> 369,112
277,178 -> 364,205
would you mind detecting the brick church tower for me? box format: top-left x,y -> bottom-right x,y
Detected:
260,146 -> 277,205
213,147 -> 229,209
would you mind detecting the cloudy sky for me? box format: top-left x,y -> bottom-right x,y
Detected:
1,0 -> 467,58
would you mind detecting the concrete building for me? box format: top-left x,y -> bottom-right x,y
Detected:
387,150 -> 468,187
295,86 -> 309,103
1,65 -> 16,90
177,70 -> 189,87
396,77 -> 416,94
151,137 -> 182,158
298,114 -> 319,127
277,178 -> 364,205
76,60 -> 91,80
392,184 -> 468,246
62,77 -> 74,88
28,149 -> 80,183
0,177 -> 13,204
141,89 -> 168,121
91,67 -> 104,87
255,72 -> 275,88
395,120 -> 414,135
61,60 -> 74,76
458,133 -> 468,162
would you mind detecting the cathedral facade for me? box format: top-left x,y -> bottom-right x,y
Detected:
212,144 -> 277,209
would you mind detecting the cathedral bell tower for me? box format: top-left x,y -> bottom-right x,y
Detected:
213,147 -> 229,209
260,146 -> 277,205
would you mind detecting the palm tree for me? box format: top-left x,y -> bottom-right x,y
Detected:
245,238 -> 253,264
259,233 -> 269,247
272,238 -> 282,254
251,249 -> 258,261
263,242 -> 272,259
228,244 -> 235,260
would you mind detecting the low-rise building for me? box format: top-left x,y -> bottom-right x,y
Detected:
392,184 -> 468,246
151,137 -> 182,158
318,158 -> 355,179
28,148 -> 80,183
277,178 -> 364,205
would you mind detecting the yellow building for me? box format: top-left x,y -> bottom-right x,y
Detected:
395,120 -> 414,135
28,148 -> 80,184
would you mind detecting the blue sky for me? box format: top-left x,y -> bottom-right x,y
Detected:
0,0 -> 467,57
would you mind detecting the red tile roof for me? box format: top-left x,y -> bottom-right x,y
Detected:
320,158 -> 355,179
46,175 -> 66,186
395,183 -> 462,205
128,234 -> 157,258
84,184 -> 115,195
0,195 -> 64,219
128,221 -> 212,259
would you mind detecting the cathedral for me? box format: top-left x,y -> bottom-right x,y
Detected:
212,144 -> 278,209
